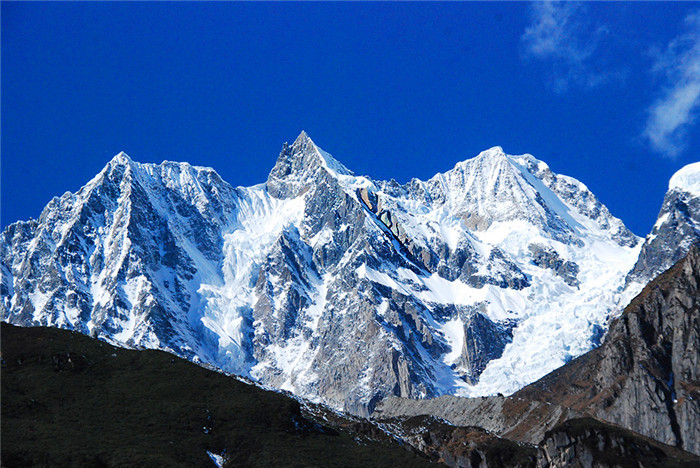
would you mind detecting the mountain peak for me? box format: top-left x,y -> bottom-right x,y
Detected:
111,151 -> 133,166
479,146 -> 507,159
669,161 -> 700,197
627,161 -> 700,285
2,135 -> 658,423
289,131 -> 350,175
452,146 -> 511,173
293,130 -> 312,145
267,133 -> 352,198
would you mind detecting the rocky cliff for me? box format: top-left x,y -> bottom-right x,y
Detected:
536,418 -> 698,468
627,161 -> 700,287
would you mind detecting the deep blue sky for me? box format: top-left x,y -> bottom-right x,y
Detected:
3,2 -> 699,236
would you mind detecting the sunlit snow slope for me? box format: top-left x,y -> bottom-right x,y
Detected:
2,132 -> 647,414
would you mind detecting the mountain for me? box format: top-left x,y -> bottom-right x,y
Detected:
375,245 -> 700,460
0,322 -> 432,467
1,132 -> 642,415
627,161 -> 700,289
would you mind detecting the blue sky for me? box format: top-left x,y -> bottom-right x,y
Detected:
2,2 -> 699,236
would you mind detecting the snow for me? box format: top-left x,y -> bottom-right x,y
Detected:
250,272 -> 329,396
457,236 -> 641,397
441,318 -> 465,364
206,451 -> 225,468
653,211 -> 671,231
198,186 -> 306,374
355,227 -> 640,398
29,289 -> 52,319
669,161 -> 700,196
111,275 -> 149,342
296,130 -> 352,177
376,299 -> 390,318
352,142 -> 643,398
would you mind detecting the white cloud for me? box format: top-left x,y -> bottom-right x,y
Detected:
521,1 -> 609,92
643,11 -> 700,158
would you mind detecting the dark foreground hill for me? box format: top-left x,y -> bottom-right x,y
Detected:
4,304 -> 699,468
0,322 -> 433,467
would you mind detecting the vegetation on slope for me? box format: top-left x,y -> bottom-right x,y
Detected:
1,323 -> 432,467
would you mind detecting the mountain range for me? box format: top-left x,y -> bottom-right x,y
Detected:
3,243 -> 698,466
2,132 -> 699,418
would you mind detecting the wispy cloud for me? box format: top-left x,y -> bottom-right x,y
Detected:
521,1 -> 610,93
643,11 -> 700,158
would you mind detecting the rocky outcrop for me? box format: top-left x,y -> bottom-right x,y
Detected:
380,415 -> 538,468
627,172 -> 700,287
373,394 -> 582,447
528,243 -> 580,287
373,412 -> 698,467
460,314 -> 515,385
537,418 -> 699,468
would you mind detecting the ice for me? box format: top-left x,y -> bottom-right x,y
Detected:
196,187 -> 307,373
355,191 -> 641,398
653,211 -> 671,230
29,289 -> 52,320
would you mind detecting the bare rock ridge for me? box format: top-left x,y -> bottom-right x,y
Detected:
535,417 -> 698,468
373,245 -> 700,461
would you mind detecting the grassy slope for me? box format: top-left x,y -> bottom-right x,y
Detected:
1,323 -> 433,468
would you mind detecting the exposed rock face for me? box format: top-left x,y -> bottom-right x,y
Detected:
1,132 -> 641,415
373,394 -> 582,447
0,154 -> 239,363
373,411 -> 698,467
627,164 -> 700,288
517,245 -> 700,455
536,418 -> 699,468
528,243 -> 580,287
380,415 -> 538,468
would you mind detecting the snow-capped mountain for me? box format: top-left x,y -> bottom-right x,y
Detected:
1,132 -> 643,414
627,162 -> 700,289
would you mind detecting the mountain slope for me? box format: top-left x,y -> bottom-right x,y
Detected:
1,322 -> 433,467
10,322 -> 695,468
1,132 -> 641,414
